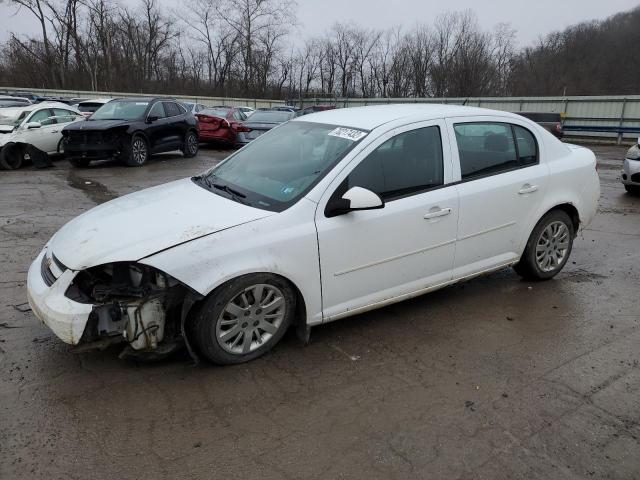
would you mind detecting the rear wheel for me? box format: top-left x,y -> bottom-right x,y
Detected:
0,144 -> 24,170
624,184 -> 640,196
182,131 -> 199,158
122,135 -> 149,167
514,210 -> 575,281
192,274 -> 295,365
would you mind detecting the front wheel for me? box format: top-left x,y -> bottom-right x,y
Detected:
0,144 -> 24,170
514,210 -> 575,281
182,131 -> 199,158
191,274 -> 296,365
122,135 -> 149,167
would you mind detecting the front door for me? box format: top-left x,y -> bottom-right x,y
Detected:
22,108 -> 58,153
315,121 -> 459,321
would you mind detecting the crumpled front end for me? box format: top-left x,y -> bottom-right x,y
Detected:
27,246 -> 200,356
27,248 -> 93,344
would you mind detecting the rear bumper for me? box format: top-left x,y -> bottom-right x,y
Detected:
26,248 -> 92,345
621,158 -> 640,185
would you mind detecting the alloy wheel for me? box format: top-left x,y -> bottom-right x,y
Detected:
187,133 -> 198,155
535,221 -> 570,272
215,284 -> 286,355
132,138 -> 147,164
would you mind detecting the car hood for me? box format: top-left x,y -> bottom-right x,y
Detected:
64,119 -> 130,131
50,178 -> 273,270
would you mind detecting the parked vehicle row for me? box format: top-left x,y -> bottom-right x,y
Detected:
26,104 -> 601,364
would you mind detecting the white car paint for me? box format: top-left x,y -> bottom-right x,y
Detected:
0,102 -> 84,154
621,139 -> 640,188
27,104 -> 600,350
75,98 -> 112,118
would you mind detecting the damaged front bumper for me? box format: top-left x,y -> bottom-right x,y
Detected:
27,247 -> 198,357
27,249 -> 93,344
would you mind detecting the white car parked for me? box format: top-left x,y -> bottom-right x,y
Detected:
0,102 -> 84,169
621,137 -> 640,195
74,98 -> 112,118
26,105 -> 600,364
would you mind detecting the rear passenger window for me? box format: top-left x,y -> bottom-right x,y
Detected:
163,102 -> 181,117
513,125 -> 538,166
347,126 -> 444,201
454,122 -> 539,180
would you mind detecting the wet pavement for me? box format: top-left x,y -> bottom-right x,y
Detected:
0,145 -> 638,480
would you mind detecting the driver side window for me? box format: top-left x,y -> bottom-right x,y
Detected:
346,126 -> 444,201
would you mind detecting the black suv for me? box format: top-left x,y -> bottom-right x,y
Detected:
62,98 -> 199,167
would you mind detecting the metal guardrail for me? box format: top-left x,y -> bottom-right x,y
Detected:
301,95 -> 640,144
0,86 -> 286,109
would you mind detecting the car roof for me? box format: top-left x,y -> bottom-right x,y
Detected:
79,98 -> 111,104
292,104 -> 524,130
0,95 -> 30,102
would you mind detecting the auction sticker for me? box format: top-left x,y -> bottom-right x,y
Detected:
328,127 -> 367,142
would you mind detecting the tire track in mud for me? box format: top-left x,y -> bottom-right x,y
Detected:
65,168 -> 118,205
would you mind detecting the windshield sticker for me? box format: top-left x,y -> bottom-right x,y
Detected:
135,102 -> 149,106
281,186 -> 296,196
328,127 -> 367,142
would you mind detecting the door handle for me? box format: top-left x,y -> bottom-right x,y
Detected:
424,207 -> 452,220
518,184 -> 538,195
51,130 -> 59,133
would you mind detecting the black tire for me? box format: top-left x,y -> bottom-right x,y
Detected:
624,184 -> 640,196
191,273 -> 296,365
69,157 -> 91,168
122,135 -> 149,167
182,130 -> 199,158
514,210 -> 575,281
0,144 -> 24,170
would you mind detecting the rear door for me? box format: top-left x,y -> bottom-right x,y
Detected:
52,108 -> 83,153
447,117 -> 549,278
162,101 -> 187,148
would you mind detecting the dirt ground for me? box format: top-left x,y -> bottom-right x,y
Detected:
0,144 -> 638,480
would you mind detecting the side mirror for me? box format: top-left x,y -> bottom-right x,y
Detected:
326,186 -> 384,218
147,115 -> 159,123
25,121 -> 42,129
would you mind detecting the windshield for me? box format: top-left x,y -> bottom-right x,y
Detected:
193,122 -> 368,212
0,110 -> 28,127
90,101 -> 149,121
248,111 -> 292,123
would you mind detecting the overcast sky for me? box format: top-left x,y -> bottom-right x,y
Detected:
0,0 -> 638,45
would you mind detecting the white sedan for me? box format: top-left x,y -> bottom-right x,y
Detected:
0,102 -> 84,169
26,105 -> 600,364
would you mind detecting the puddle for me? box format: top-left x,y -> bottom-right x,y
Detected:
66,169 -> 118,204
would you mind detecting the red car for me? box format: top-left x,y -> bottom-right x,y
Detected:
196,107 -> 250,146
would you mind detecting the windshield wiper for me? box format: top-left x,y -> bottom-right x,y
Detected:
213,183 -> 247,198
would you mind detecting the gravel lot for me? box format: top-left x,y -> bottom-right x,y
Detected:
0,144 -> 638,480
